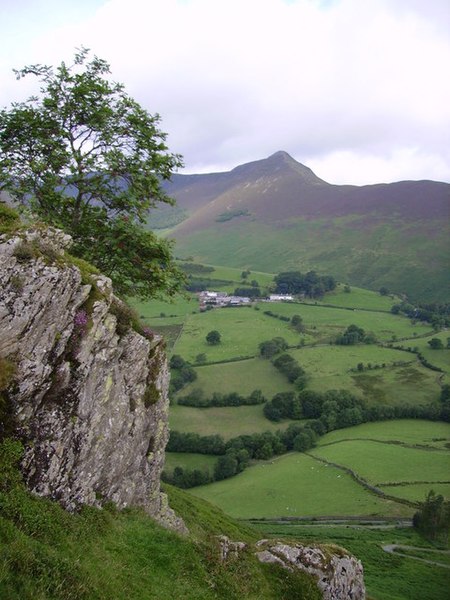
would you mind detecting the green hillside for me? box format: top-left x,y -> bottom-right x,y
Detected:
0,440 -> 321,600
160,152 -> 450,303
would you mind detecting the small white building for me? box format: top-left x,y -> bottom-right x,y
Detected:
268,294 -> 294,302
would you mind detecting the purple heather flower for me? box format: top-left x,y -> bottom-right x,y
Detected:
74,310 -> 88,329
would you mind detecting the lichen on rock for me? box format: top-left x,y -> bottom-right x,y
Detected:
0,226 -> 186,533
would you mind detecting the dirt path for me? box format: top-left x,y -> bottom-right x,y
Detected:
382,544 -> 450,569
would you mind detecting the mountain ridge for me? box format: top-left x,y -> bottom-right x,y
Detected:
158,152 -> 449,302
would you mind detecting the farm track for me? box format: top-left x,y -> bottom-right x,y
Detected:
382,544 -> 450,569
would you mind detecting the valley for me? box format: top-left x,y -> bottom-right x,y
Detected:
134,265 -> 450,599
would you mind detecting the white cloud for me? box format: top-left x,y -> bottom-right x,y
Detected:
1,0 -> 449,184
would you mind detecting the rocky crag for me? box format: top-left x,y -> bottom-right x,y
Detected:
0,224 -> 185,532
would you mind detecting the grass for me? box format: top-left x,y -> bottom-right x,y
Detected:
164,452 -> 218,476
190,452 -> 413,519
312,283 -> 398,311
173,306 -> 301,363
175,357 -> 293,399
381,483 -> 450,503
0,441 -> 322,600
289,345 -> 441,405
170,404 -> 291,439
309,441 -> 450,488
251,521 -> 450,600
255,301 -> 433,342
190,420 -> 450,517
315,420 -> 450,448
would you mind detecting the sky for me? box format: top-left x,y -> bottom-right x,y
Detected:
1,0 -> 450,185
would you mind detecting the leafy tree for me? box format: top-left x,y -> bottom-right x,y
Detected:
206,330 -> 221,345
0,48 -> 184,299
259,337 -> 287,358
428,338 -> 444,350
413,490 -> 450,543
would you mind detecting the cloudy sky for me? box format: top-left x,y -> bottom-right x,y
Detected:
1,0 -> 450,184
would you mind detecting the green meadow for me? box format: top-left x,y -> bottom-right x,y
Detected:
313,283 -> 398,311
172,307 -> 300,362
190,420 -> 450,517
170,404 -> 291,439
190,451 -> 412,519
164,452 -> 217,476
175,357 -> 293,399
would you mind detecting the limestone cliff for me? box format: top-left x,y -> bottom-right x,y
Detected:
0,225 -> 185,532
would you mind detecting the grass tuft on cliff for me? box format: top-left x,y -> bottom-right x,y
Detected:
0,439 -> 320,600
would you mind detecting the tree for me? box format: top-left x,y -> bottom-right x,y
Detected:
413,490 -> 450,543
206,330 -> 221,345
0,48 -> 184,299
428,338 -> 444,350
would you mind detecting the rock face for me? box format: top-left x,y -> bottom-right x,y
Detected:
0,226 -> 185,532
256,540 -> 366,600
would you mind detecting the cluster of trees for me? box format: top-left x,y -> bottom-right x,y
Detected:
274,270 -> 336,299
263,310 -> 291,323
169,355 -> 197,394
206,330 -> 221,345
177,389 -> 265,408
264,389 -> 364,429
440,385 -> 450,422
391,302 -> 450,330
234,286 -> 261,298
185,277 -> 231,292
413,490 -> 450,544
272,354 -> 307,388
259,337 -> 289,358
335,324 -> 376,345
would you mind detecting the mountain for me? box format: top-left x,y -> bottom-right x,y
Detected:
157,152 -> 450,303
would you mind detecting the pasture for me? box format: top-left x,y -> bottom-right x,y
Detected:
190,420 -> 450,517
172,306 -> 300,362
313,283 -> 398,311
190,451 -> 412,519
169,403 -> 290,439
164,452 -> 217,476
175,357 -> 293,399
255,301 -> 433,342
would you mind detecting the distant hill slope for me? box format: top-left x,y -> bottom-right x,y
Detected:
158,151 -> 450,303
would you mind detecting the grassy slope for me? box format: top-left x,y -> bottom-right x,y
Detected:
171,215 -> 450,303
0,444 -> 321,600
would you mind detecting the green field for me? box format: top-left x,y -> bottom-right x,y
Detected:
190,452 -> 412,519
164,452 -> 217,476
173,306 -> 301,362
175,357 -> 293,399
312,283 -> 398,311
190,420 -> 450,517
170,404 -> 291,439
316,420 -> 450,448
255,301 -> 433,342
310,441 -> 450,488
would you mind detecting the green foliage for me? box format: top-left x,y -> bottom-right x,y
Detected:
0,48 -> 184,300
259,337 -> 288,358
274,270 -> 336,298
206,330 -> 221,345
0,202 -> 21,234
413,490 -> 450,544
428,338 -> 444,350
